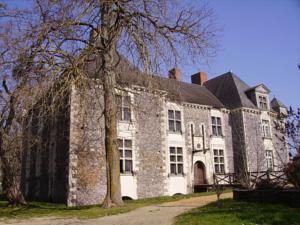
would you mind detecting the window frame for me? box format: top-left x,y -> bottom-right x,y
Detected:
213,149 -> 225,174
262,119 -> 271,138
169,146 -> 184,175
168,110 -> 182,132
118,138 -> 133,174
258,95 -> 268,110
211,116 -> 222,136
265,150 -> 274,170
117,95 -> 131,121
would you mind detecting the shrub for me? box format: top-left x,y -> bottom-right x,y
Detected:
284,159 -> 300,188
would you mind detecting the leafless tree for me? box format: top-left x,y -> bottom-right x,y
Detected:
274,107 -> 300,156
0,0 -> 218,207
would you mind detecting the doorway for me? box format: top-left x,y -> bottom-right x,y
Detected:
194,161 -> 206,188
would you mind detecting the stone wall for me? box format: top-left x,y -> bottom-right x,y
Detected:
183,105 -> 211,188
183,105 -> 211,151
68,86 -> 169,205
68,85 -> 107,206
134,91 -> 168,198
242,110 -> 264,172
230,110 -> 247,175
21,95 -> 70,203
222,111 -> 234,173
270,115 -> 289,169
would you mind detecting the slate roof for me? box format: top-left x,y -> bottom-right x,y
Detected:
117,67 -> 225,108
245,83 -> 271,93
87,54 -> 279,109
271,97 -> 287,109
85,54 -> 224,108
203,72 -> 257,109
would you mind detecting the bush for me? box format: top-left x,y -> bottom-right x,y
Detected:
284,159 -> 300,188
255,179 -> 278,190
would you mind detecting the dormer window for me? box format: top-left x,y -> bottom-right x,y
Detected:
258,95 -> 268,110
245,84 -> 270,110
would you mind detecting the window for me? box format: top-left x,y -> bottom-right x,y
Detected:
262,120 -> 271,138
258,95 -> 268,109
211,116 -> 222,136
265,150 -> 273,170
169,147 -> 184,175
168,110 -> 181,132
117,95 -> 131,121
118,138 -> 133,173
213,149 -> 225,174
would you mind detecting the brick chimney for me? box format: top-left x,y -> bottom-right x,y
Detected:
168,68 -> 181,81
191,72 -> 208,85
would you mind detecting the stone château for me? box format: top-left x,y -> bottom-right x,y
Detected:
21,62 -> 289,206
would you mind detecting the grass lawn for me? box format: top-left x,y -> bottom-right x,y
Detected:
0,191 -> 222,220
175,198 -> 300,225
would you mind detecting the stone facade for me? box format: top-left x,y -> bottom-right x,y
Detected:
21,95 -> 70,203
21,71 -> 289,206
67,86 -> 107,206
135,92 -> 168,198
243,110 -> 265,172
270,113 -> 289,169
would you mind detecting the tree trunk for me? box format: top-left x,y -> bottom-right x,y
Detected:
0,132 -> 26,206
101,70 -> 123,208
100,2 -> 123,208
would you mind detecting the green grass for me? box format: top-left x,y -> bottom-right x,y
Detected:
0,191 -> 222,220
175,198 -> 300,225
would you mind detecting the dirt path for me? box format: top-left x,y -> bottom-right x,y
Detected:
1,192 -> 232,225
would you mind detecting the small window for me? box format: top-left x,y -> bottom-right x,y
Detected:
118,138 -> 133,173
213,149 -> 225,174
258,95 -> 268,109
211,116 -> 222,136
169,147 -> 184,175
117,95 -> 131,121
262,120 -> 271,138
265,150 -> 273,170
168,110 -> 181,132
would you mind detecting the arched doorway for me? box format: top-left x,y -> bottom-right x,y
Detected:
194,161 -> 206,192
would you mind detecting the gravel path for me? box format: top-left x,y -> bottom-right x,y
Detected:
1,192 -> 232,225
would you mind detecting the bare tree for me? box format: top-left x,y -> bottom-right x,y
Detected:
279,107 -> 300,155
0,0 -> 218,207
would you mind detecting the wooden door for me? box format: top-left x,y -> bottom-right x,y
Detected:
194,161 -> 206,185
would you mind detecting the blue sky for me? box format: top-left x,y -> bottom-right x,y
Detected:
4,0 -> 300,108
180,0 -> 300,108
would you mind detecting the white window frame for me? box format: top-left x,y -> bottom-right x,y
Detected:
118,138 -> 133,174
213,149 -> 225,174
262,119 -> 271,138
169,146 -> 184,175
117,95 -> 131,121
168,110 -> 182,132
258,95 -> 268,110
211,116 -> 222,136
265,150 -> 274,170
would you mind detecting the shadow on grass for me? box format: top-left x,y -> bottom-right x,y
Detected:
0,191 -> 229,220
176,199 -> 300,225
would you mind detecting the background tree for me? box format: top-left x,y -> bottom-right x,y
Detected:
286,107 -> 300,155
283,107 -> 300,188
0,0 -> 218,207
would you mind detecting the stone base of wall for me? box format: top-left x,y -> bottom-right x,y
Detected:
233,189 -> 300,208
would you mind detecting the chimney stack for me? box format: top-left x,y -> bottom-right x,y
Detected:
191,72 -> 208,85
168,68 -> 181,81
